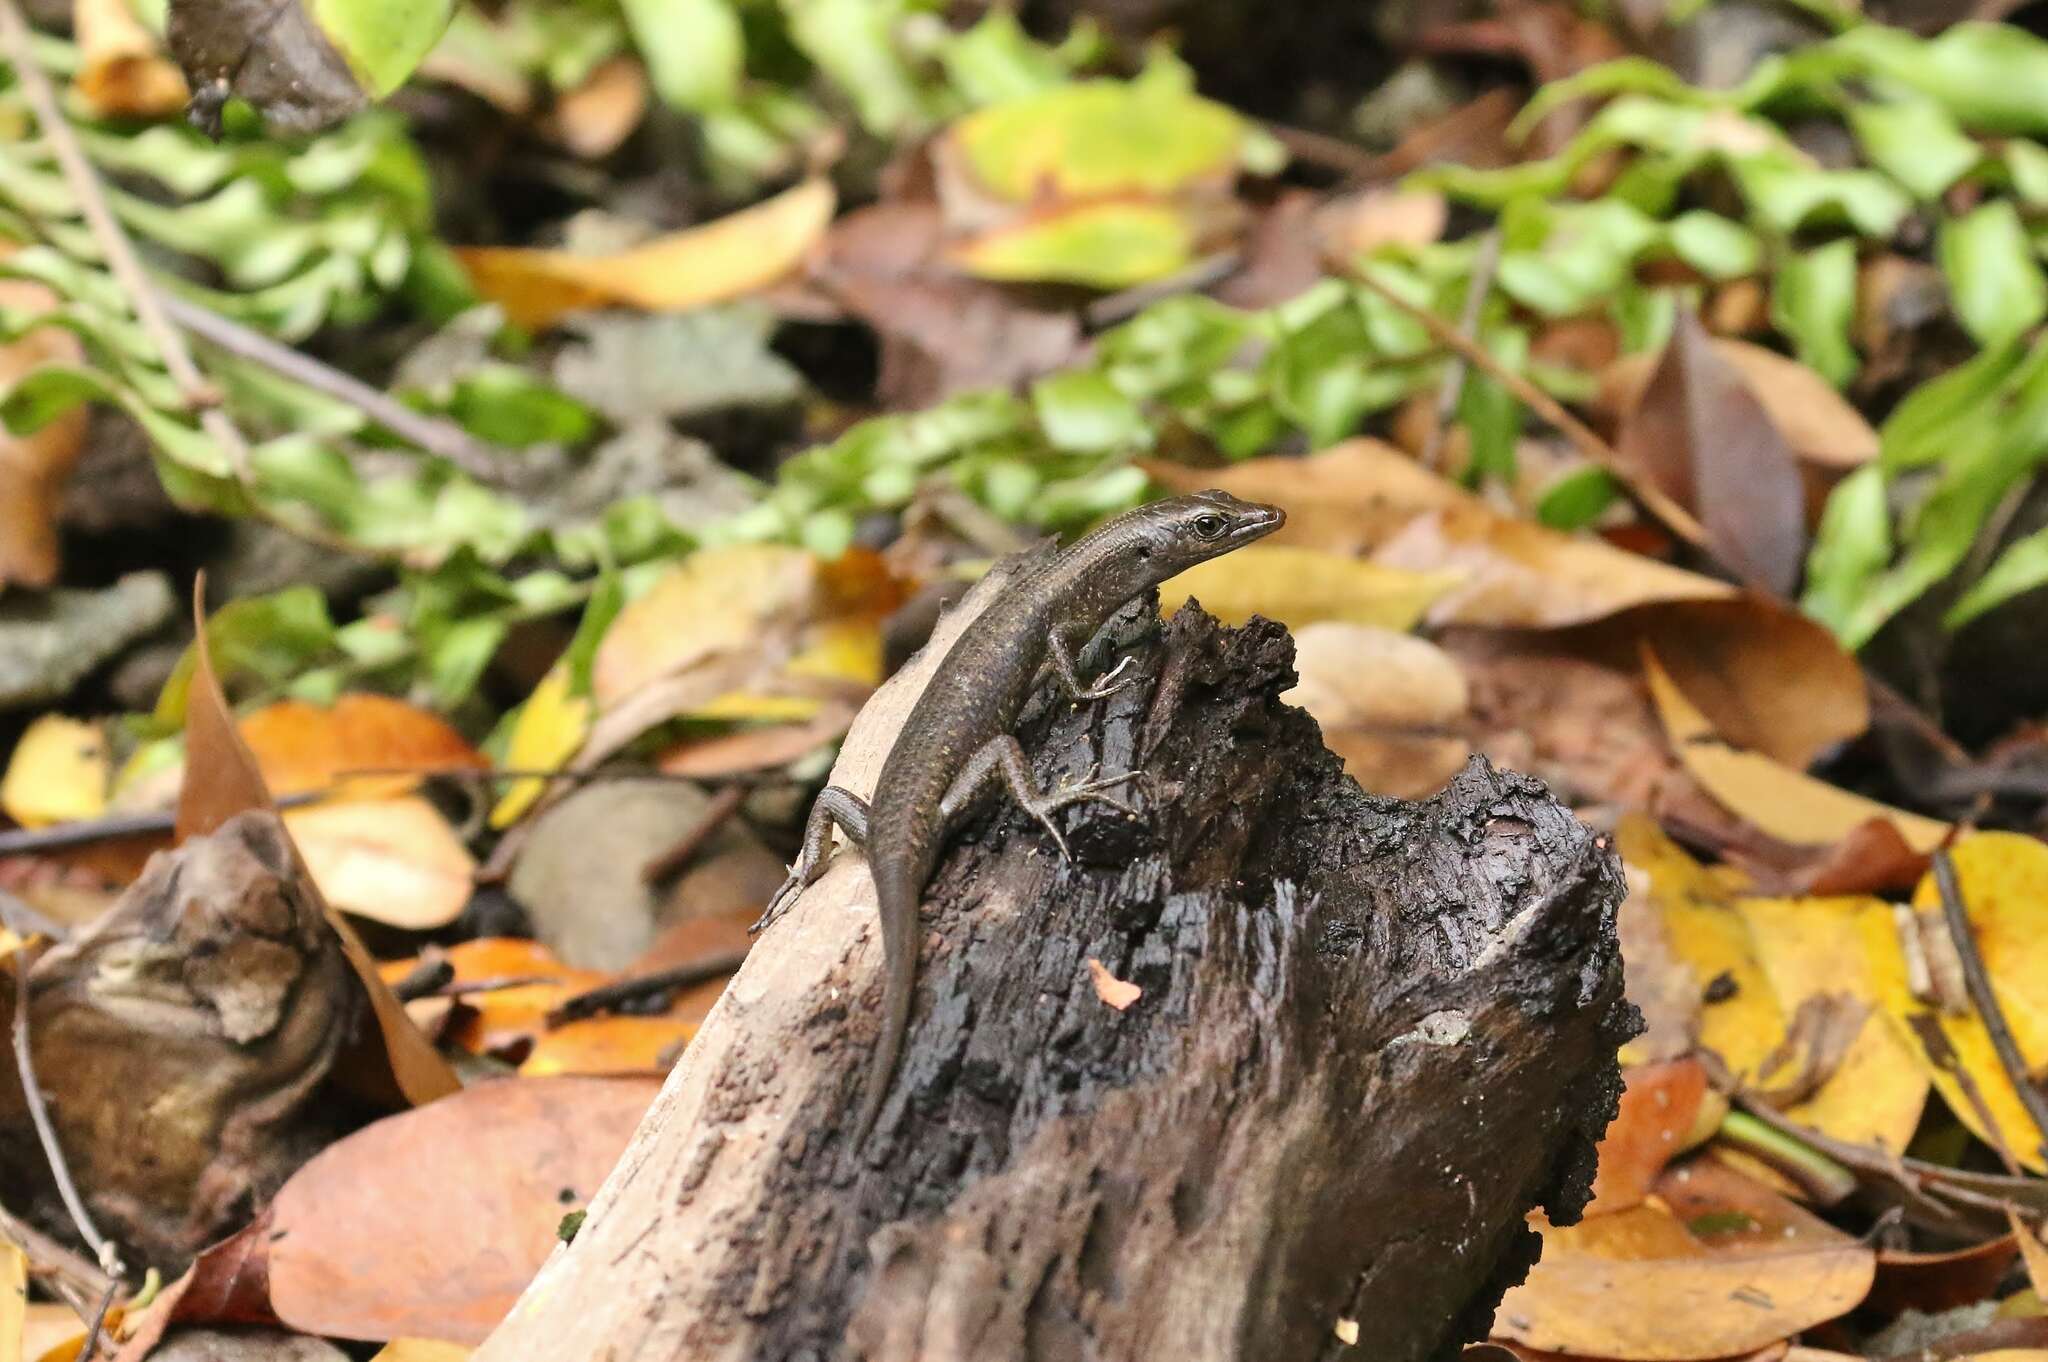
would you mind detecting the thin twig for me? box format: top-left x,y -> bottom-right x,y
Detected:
641,784 -> 746,884
0,0 -> 252,476
0,792 -> 323,857
1348,261 -> 1712,550
157,292 -> 513,485
546,947 -> 751,1027
76,1273 -> 119,1362
1935,847 -> 2048,1167
1084,252 -> 1241,329
10,953 -> 120,1276
1420,228 -> 1502,473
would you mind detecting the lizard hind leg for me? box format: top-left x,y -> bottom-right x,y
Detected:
943,735 -> 1142,862
750,785 -> 871,935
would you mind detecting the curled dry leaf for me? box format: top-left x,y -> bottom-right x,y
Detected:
1495,1160 -> 1874,1360
456,177 -> 835,331
72,0 -> 189,117
1086,958 -> 1142,1011
179,581 -> 459,1108
0,279 -> 86,590
1643,644 -> 1945,854
263,1076 -> 658,1345
1868,1230 -> 2021,1319
1154,440 -> 1868,769
1600,337 -> 1880,470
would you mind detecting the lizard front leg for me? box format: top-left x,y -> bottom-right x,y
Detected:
750,785 -> 870,935
941,735 -> 1139,860
1043,629 -> 1138,703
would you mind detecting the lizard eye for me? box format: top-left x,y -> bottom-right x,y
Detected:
1192,512 -> 1227,540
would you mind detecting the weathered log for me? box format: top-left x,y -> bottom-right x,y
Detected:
475,565 -> 1636,1362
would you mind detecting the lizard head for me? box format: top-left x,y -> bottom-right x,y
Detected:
1125,490 -> 1286,577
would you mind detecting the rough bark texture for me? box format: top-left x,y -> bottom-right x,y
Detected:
474,577 -> 1636,1362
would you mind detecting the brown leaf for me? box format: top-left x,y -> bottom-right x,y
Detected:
813,201 -> 1083,408
1727,817 -> 1931,899
0,280 -> 87,589
1643,643 -> 1948,854
1496,1160 -> 1873,1358
1868,1229 -> 2020,1319
1600,337 -> 1880,469
264,1076 -> 657,1345
178,579 -> 460,1109
112,1212 -> 283,1362
654,703 -> 856,778
1153,442 -> 1869,767
1617,309 -> 1807,596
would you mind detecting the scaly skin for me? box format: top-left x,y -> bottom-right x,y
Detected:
756,490 -> 1286,1144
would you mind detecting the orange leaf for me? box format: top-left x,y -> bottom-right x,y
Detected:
239,695 -> 485,799
264,1076 -> 657,1345
456,177 -> 834,331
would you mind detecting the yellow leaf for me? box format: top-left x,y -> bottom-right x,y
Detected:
1894,833 -> 2048,1171
1735,894 -> 1929,1151
1158,544 -> 1460,631
456,177 -> 834,331
1618,815 -> 1783,1083
286,796 -> 478,931
1643,644 -> 1948,853
784,616 -> 883,687
0,1237 -> 22,1362
491,667 -> 591,829
0,715 -> 108,828
593,544 -> 819,710
686,693 -> 824,723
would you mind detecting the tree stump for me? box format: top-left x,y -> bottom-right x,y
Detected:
474,559 -> 1637,1362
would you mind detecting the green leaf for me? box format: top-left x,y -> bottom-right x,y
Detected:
1881,336 -> 2037,470
1033,371 -> 1151,452
154,587 -> 337,728
1457,326 -> 1528,487
783,0 -> 929,134
951,62 -> 1258,202
1939,200 -> 2048,345
309,0 -> 460,97
1664,211 -> 1760,280
1849,98 -> 1983,200
1830,21 -> 2048,136
939,10 -> 1082,105
425,616 -> 509,709
2006,140 -> 2048,206
1536,465 -> 1621,530
1801,464 -> 1891,639
952,202 -> 1197,289
1733,162 -> 1910,238
622,0 -> 744,111
1949,523 -> 2048,627
1771,240 -> 1859,388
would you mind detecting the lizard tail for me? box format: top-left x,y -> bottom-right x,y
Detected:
853,868 -> 920,1144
